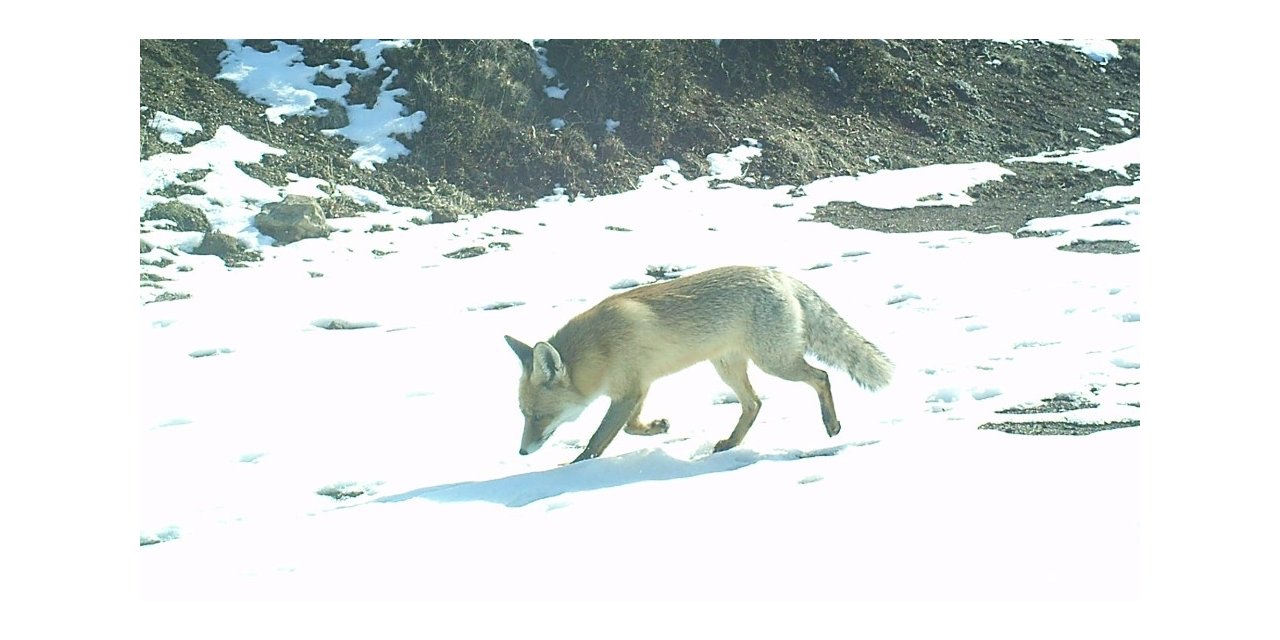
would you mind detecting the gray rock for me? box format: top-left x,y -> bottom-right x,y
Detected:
255,195 -> 331,245
430,209 -> 460,224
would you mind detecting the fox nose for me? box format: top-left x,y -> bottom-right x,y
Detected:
519,448 -> 529,456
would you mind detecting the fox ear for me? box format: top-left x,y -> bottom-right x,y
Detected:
530,341 -> 565,386
504,335 -> 533,369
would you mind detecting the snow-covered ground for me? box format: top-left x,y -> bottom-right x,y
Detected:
138,142 -> 1142,599
136,39 -> 1143,602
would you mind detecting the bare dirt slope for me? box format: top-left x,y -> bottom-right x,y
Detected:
140,39 -> 1140,226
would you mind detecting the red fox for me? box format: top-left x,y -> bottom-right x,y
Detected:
504,265 -> 893,463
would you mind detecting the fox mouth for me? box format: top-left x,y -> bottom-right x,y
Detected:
519,432 -> 549,455
518,410 -> 575,455
520,420 -> 565,455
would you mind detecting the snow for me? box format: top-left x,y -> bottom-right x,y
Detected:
1044,39 -> 1121,64
348,39 -> 413,69
1107,108 -> 1137,122
1086,181 -> 1141,203
705,139 -> 762,179
216,40 -> 349,124
216,39 -> 426,169
530,41 -> 568,99
995,39 -> 1122,65
801,161 -> 1013,208
1011,135 -> 1140,177
140,105 -> 1142,602
330,67 -> 427,170
147,111 -> 202,144
140,126 -> 286,248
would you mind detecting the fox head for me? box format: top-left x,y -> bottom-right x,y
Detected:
504,335 -> 588,455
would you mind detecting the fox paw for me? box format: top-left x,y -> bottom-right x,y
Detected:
712,439 -> 737,453
826,421 -> 842,437
624,418 -> 670,436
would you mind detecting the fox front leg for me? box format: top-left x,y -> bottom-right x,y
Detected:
572,395 -> 642,463
621,387 -> 669,436
624,418 -> 670,436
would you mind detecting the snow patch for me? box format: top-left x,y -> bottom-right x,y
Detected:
148,112 -> 203,144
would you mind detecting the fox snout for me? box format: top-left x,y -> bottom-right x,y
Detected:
519,426 -> 550,456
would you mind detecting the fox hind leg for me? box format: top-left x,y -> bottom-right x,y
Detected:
756,356 -> 841,438
710,353 -> 763,452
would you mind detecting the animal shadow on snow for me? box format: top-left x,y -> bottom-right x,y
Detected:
376,442 -> 877,508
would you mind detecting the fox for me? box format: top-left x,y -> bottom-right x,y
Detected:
503,265 -> 893,464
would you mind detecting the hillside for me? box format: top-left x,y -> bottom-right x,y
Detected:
139,39 -> 1139,233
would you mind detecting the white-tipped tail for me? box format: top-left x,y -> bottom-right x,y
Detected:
796,284 -> 893,390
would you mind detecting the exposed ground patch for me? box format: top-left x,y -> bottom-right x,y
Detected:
997,393 -> 1100,415
979,420 -> 1139,436
1058,239 -> 1139,254
812,162 -> 1135,235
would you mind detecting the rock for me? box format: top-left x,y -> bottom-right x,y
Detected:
192,231 -> 262,265
255,195 -> 331,245
444,246 -> 486,259
953,79 -> 981,103
430,209 -> 460,224
885,41 -> 912,61
143,200 -> 211,233
313,98 -> 350,131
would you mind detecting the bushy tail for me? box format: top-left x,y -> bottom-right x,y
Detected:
795,283 -> 893,391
